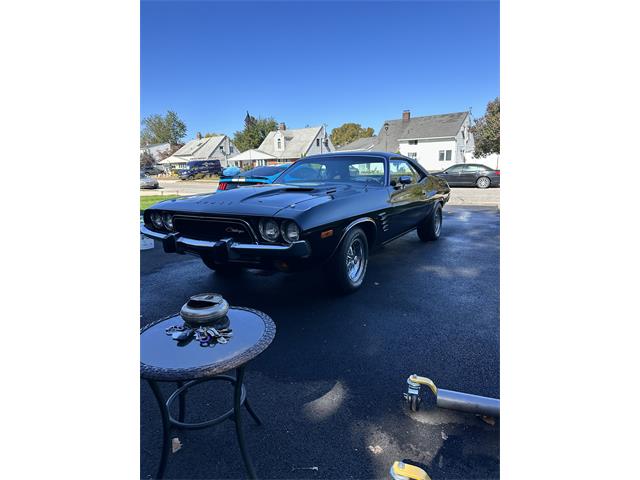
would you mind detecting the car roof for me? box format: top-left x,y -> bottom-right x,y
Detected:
303,151 -> 409,161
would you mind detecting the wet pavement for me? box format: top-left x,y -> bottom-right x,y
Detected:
140,205 -> 500,479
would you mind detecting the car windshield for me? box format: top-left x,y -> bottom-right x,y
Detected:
240,166 -> 286,177
275,156 -> 386,186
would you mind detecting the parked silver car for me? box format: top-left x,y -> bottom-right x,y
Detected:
140,172 -> 159,189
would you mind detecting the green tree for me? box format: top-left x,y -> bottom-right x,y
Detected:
203,132 -> 222,138
330,123 -> 375,147
140,110 -> 187,146
140,150 -> 155,168
233,112 -> 277,152
471,98 -> 500,157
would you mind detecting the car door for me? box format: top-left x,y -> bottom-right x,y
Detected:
460,165 -> 480,186
387,158 -> 427,236
440,164 -> 464,186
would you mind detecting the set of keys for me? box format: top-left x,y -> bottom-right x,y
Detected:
195,326 -> 233,346
165,323 -> 233,347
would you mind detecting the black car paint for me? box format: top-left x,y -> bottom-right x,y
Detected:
143,152 -> 450,270
434,163 -> 500,187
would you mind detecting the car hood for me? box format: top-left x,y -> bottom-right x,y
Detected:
150,182 -> 368,217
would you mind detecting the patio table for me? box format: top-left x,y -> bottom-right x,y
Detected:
141,307 -> 276,479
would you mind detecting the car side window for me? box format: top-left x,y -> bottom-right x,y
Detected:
463,165 -> 481,173
390,159 -> 421,184
446,165 -> 464,174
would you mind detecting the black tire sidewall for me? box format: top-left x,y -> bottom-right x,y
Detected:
417,203 -> 442,241
328,227 -> 369,293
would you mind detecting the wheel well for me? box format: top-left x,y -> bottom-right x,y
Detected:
357,220 -> 377,246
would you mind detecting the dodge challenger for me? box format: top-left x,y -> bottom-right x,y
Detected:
141,152 -> 450,293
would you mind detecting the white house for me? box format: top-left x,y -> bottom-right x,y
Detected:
159,133 -> 239,170
225,148 -> 276,169
257,123 -> 335,163
386,110 -> 474,171
337,110 -> 497,171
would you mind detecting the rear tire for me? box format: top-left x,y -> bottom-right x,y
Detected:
201,257 -> 243,276
476,176 -> 491,188
417,203 -> 443,242
325,227 -> 369,294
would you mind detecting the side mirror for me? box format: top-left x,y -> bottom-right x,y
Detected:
399,175 -> 412,185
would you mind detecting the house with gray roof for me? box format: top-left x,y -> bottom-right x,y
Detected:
336,136 -> 378,152
257,123 -> 335,163
159,133 -> 239,169
339,110 -> 476,171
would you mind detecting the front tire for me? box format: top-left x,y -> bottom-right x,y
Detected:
325,227 -> 369,294
417,203 -> 443,242
201,257 -> 243,276
476,176 -> 491,188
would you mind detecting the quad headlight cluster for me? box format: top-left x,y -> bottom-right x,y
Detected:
148,211 -> 174,231
259,218 -> 300,243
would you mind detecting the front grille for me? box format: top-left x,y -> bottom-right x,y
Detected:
173,216 -> 256,244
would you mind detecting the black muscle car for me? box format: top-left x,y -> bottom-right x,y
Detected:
141,152 -> 450,293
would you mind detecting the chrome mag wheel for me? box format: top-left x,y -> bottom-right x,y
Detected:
434,207 -> 442,236
346,237 -> 365,282
477,177 -> 490,188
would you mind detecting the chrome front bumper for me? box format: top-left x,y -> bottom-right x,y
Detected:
140,225 -> 311,259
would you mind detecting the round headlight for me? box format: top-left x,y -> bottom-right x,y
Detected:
281,221 -> 300,242
259,219 -> 280,243
150,211 -> 163,229
162,213 -> 174,231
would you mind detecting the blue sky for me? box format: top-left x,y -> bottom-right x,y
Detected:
141,1 -> 499,139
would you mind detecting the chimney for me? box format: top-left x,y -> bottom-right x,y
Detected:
196,132 -> 202,140
402,110 -> 410,123
278,122 -> 286,131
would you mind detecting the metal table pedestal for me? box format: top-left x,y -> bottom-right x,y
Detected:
141,307 -> 276,479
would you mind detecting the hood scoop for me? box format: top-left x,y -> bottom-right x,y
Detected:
283,187 -> 315,192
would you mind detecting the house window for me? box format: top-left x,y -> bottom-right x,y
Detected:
316,138 -> 320,147
439,150 -> 453,161
409,140 -> 418,145
408,152 -> 417,159
230,145 -> 234,153
277,139 -> 282,149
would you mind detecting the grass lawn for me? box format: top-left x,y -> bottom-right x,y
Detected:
140,195 -> 178,211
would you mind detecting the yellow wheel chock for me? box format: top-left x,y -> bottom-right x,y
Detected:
390,460 -> 431,480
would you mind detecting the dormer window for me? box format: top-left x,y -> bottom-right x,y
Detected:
316,138 -> 320,147
277,138 -> 282,149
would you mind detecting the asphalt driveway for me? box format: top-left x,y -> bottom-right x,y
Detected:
140,205 -> 500,479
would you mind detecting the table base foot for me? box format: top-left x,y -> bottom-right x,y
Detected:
146,366 -> 261,479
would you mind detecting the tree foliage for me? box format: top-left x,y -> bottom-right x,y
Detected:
330,123 -> 374,147
155,144 -> 181,161
233,112 -> 277,152
471,98 -> 500,157
140,110 -> 187,146
140,150 -> 155,168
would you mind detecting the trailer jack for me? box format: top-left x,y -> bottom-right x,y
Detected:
403,374 -> 500,417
